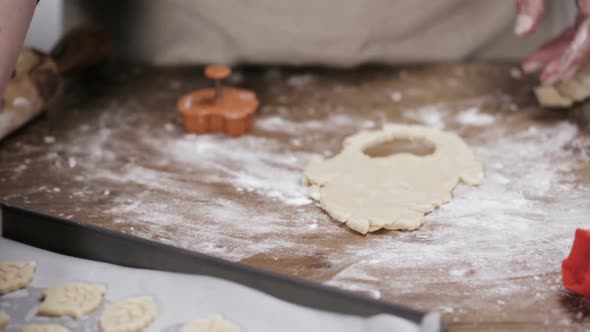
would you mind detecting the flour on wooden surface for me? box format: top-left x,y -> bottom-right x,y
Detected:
4,84 -> 590,321
287,74 -> 316,89
404,106 -> 445,129
455,107 -> 495,126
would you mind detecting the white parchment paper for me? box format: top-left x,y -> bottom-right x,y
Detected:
0,239 -> 440,331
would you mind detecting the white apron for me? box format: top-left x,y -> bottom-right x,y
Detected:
63,0 -> 577,65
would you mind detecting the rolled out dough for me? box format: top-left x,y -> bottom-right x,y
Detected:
303,124 -> 483,234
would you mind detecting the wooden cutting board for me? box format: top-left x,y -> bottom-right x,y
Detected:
1,63 -> 589,331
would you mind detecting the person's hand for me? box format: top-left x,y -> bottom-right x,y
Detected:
0,0 -> 36,98
516,0 -> 590,85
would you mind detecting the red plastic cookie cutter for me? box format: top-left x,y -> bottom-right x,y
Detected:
177,65 -> 258,137
562,228 -> 590,300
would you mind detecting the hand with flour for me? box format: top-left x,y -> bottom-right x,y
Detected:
516,0 -> 590,85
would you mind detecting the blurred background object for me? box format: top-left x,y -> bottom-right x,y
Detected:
25,0 -> 63,51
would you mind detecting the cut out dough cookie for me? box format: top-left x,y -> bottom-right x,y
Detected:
21,324 -> 70,332
39,282 -> 106,319
303,125 -> 483,234
181,315 -> 240,332
100,296 -> 157,332
0,261 -> 36,295
0,310 -> 9,330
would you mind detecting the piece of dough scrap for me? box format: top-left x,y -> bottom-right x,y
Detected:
303,124 -> 483,234
181,315 -> 240,332
534,86 -> 573,108
100,296 -> 157,332
534,67 -> 590,108
21,324 -> 70,332
0,310 -> 9,330
39,282 -> 106,319
0,261 -> 36,295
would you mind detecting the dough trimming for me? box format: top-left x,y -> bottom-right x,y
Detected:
534,67 -> 590,108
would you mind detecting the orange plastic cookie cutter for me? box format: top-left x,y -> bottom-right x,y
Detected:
177,65 -> 258,137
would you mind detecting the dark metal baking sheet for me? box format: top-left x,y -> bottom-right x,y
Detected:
0,203 -> 445,331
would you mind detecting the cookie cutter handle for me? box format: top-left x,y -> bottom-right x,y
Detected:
205,65 -> 231,99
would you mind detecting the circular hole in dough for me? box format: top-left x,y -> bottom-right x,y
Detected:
362,138 -> 435,158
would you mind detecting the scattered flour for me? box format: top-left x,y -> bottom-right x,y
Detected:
37,103 -> 588,287
325,279 -> 382,300
43,136 -> 55,144
5,75 -> 590,324
68,157 -> 76,168
164,134 -> 312,206
164,123 -> 175,132
405,106 -> 445,129
256,113 -> 359,135
509,67 -> 523,80
287,74 -> 315,89
390,91 -> 403,102
455,107 -> 495,126
315,102 -> 589,315
361,120 -> 376,129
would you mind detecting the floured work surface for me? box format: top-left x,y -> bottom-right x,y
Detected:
1,63 -> 590,331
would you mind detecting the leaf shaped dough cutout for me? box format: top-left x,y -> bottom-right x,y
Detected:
100,296 -> 157,332
39,282 -> 106,319
0,261 -> 36,295
181,315 -> 240,332
21,324 -> 70,332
